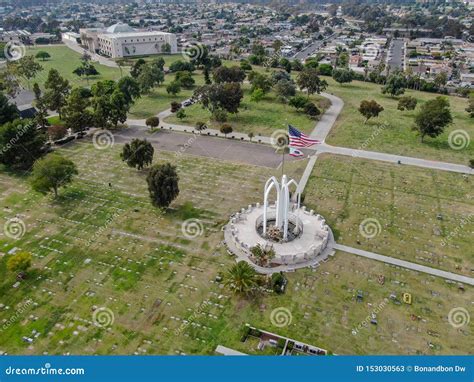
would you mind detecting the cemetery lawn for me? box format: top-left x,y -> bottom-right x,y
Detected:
165,86 -> 330,136
304,154 -> 474,276
24,45 -> 125,88
323,77 -> 473,165
0,141 -> 471,356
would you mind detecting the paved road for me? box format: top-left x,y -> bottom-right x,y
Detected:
387,38 -> 404,71
309,92 -> 344,142
63,41 -> 118,68
316,144 -> 474,175
334,244 -> 474,286
115,125 -> 301,168
293,33 -> 336,61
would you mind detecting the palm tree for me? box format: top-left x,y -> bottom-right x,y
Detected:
224,261 -> 258,295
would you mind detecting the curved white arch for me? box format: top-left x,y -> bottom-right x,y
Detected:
263,177 -> 280,235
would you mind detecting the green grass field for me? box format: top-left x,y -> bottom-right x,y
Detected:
166,86 -> 330,136
24,45 -> 125,88
128,73 -> 206,119
304,154 -> 474,275
322,77 -> 473,165
0,140 -> 471,355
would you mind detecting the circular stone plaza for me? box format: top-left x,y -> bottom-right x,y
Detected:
224,175 -> 335,273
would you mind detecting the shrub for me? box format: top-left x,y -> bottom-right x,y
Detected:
145,116 -> 160,129
220,123 -> 233,137
304,102 -> 321,119
212,109 -> 228,123
170,101 -> 181,113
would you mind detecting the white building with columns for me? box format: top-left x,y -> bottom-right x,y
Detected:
80,23 -> 177,58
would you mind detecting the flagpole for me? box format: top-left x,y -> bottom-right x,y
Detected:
281,148 -> 285,177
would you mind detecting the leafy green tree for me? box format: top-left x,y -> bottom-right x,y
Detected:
240,60 -> 252,71
169,60 -> 195,73
62,87 -> 93,132
248,71 -> 272,93
91,81 -> 129,128
397,96 -> 418,111
35,51 -> 51,61
175,71 -> 195,89
176,108 -> 186,120
7,251 -> 32,276
44,69 -> 71,119
73,62 -> 99,83
130,58 -> 146,78
32,83 -> 49,130
121,139 -> 154,170
224,261 -> 258,295
0,119 -> 46,169
117,76 -> 141,105
166,81 -> 181,96
358,100 -> 384,123
30,153 -> 78,197
274,79 -> 296,100
250,88 -> 264,102
220,123 -> 233,137
11,56 -> 43,88
382,74 -> 406,97
304,102 -> 321,119
145,116 -> 159,130
297,68 -> 328,97
194,83 -> 243,115
332,68 -> 353,85
146,163 -> 179,208
137,64 -> 164,93
413,97 -> 452,142
0,91 -> 19,125
0,69 -> 20,98
434,72 -> 448,89
212,66 -> 246,84
289,95 -> 308,110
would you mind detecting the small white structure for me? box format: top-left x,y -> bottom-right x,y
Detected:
263,175 -> 301,241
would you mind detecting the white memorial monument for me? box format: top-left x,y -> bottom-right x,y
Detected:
225,174 -> 335,272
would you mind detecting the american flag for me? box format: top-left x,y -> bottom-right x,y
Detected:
289,147 -> 304,158
288,125 -> 320,147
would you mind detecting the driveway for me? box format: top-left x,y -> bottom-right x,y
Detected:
114,126 -> 308,168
